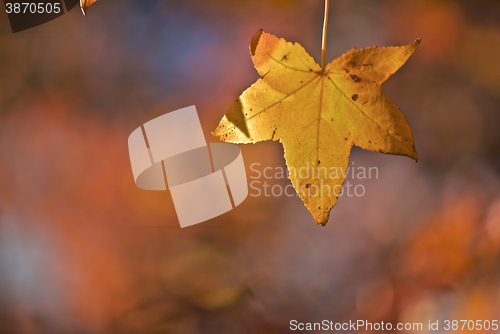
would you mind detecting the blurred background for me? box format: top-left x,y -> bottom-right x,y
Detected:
0,0 -> 500,333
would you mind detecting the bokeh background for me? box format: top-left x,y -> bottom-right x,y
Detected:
1,0 -> 500,333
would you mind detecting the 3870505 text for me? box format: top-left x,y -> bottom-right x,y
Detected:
441,320 -> 498,331
5,2 -> 62,14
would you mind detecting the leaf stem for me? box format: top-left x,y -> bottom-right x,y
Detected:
321,0 -> 329,70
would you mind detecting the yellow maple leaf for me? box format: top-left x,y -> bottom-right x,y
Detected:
213,30 -> 420,225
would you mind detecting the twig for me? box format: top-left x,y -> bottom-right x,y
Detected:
321,0 -> 330,70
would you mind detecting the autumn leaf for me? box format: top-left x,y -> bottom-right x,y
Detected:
80,0 -> 98,15
213,30 -> 420,225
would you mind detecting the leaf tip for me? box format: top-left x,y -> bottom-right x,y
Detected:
315,217 -> 329,226
313,210 -> 331,226
211,129 -> 226,142
250,29 -> 264,57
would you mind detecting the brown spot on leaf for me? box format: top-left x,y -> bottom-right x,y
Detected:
352,94 -> 358,101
